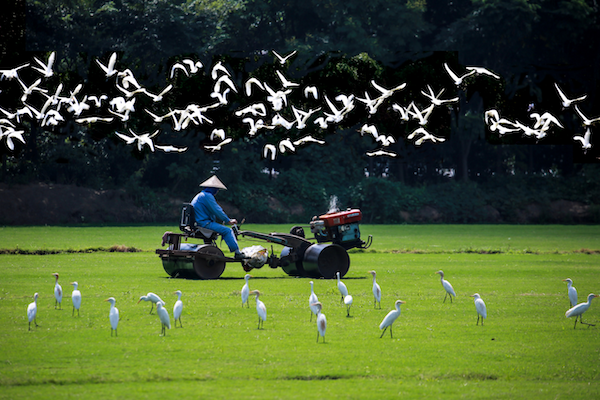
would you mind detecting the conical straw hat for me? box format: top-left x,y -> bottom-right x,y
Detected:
199,175 -> 227,190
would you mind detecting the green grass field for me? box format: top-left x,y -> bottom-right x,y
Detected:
1,224 -> 599,399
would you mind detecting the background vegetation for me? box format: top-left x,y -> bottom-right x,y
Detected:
1,0 -> 599,224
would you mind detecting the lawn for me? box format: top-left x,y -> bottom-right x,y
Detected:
0,224 -> 599,399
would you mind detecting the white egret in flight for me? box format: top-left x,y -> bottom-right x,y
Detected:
272,50 -> 297,65
443,63 -> 476,86
554,82 -> 587,109
32,51 -> 56,78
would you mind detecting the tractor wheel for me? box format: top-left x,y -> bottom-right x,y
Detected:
193,245 -> 226,279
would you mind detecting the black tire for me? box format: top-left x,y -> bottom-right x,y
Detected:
193,245 -> 226,279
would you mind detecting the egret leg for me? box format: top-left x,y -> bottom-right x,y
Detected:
443,293 -> 447,303
346,305 -> 351,317
390,325 -> 393,338
316,331 -> 319,343
310,312 -> 313,322
149,304 -> 154,314
579,316 -> 595,327
476,315 -> 480,325
380,327 -> 388,338
450,295 -> 453,304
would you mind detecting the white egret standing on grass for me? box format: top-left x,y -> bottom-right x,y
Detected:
336,271 -> 348,304
471,293 -> 487,325
368,270 -> 382,309
311,302 -> 327,343
309,281 -> 319,322
70,282 -> 81,316
106,297 -> 119,337
156,301 -> 171,336
27,293 -> 39,330
435,270 -> 456,303
566,293 -> 599,329
137,292 -> 163,314
173,290 -> 183,327
52,272 -> 62,309
563,278 -> 578,308
241,274 -> 252,308
344,294 -> 353,317
379,300 -> 405,338
250,290 -> 267,329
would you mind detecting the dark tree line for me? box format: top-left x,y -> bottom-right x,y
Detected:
0,0 -> 599,223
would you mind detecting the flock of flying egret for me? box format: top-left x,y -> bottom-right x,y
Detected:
25,269 -> 597,340
1,50 -> 596,160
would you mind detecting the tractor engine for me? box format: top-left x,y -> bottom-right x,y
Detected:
310,209 -> 372,250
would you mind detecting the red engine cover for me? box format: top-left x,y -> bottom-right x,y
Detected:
319,209 -> 362,227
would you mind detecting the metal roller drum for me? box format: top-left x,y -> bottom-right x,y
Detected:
302,243 -> 350,278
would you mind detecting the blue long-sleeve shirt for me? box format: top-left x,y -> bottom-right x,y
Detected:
191,189 -> 230,227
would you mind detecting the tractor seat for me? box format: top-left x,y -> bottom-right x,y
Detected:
195,227 -> 218,240
179,203 -> 219,242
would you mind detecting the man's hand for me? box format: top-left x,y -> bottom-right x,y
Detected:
229,219 -> 238,225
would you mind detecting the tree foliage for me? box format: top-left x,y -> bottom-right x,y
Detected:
0,0 -> 598,223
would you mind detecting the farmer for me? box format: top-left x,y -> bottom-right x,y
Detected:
191,175 -> 245,259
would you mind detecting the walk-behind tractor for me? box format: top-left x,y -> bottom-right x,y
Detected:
156,205 -> 373,280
